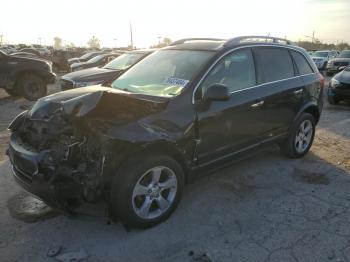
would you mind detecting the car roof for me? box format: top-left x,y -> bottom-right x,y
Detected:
163,36 -> 305,53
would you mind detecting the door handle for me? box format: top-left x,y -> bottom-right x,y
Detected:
250,100 -> 264,108
293,89 -> 303,95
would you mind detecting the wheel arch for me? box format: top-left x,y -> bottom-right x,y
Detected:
294,102 -> 321,124
106,140 -> 191,184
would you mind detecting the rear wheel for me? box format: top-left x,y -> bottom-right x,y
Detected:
17,74 -> 47,101
109,153 -> 184,228
280,113 -> 316,158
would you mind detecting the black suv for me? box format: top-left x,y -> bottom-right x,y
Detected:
0,50 -> 56,100
7,36 -> 324,228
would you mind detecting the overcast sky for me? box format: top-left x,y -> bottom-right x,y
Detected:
0,0 -> 349,47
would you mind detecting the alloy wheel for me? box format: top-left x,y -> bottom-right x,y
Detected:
132,166 -> 178,220
295,119 -> 313,153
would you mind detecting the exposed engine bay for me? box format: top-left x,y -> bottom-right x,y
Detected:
8,88 -> 172,211
14,109 -> 106,208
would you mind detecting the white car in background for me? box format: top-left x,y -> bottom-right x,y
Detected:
311,50 -> 338,70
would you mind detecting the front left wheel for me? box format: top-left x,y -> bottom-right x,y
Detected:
109,153 -> 184,228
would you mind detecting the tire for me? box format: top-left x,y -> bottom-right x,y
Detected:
17,74 -> 47,101
328,96 -> 340,105
110,153 -> 184,228
280,113 -> 316,158
4,87 -> 21,97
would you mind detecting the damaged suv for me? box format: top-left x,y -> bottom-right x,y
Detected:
8,37 -> 324,228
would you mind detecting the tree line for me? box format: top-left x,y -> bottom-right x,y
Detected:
53,36 -> 350,51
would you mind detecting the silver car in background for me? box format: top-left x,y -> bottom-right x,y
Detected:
311,50 -> 338,70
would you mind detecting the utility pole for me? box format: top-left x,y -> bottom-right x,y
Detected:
114,38 -> 118,48
38,37 -> 42,45
0,34 -> 3,46
157,36 -> 162,44
306,31 -> 316,44
129,21 -> 134,49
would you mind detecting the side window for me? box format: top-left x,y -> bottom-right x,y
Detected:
254,48 -> 294,83
200,49 -> 256,94
291,51 -> 314,75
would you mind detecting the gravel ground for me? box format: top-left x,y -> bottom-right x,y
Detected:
0,77 -> 349,262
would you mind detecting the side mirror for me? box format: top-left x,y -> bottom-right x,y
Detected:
203,83 -> 230,102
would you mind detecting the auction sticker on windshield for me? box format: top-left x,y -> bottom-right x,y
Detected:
164,77 -> 189,87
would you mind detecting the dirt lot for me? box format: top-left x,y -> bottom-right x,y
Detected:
0,78 -> 349,262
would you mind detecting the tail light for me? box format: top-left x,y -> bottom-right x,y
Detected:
318,73 -> 325,89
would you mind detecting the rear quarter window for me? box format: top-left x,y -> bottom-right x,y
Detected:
254,47 -> 294,83
291,51 -> 314,75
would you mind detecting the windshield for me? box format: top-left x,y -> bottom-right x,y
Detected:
339,51 -> 350,58
313,51 -> 329,57
103,53 -> 146,70
111,50 -> 213,97
87,54 -> 105,63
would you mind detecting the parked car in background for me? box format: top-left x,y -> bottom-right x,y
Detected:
67,51 -> 104,65
61,49 -> 154,90
7,36 -> 324,228
70,53 -> 122,72
326,50 -> 350,76
10,52 -> 41,59
311,50 -> 338,70
50,50 -> 78,73
0,50 -> 56,100
328,66 -> 350,104
35,46 -> 51,56
0,45 -> 17,54
19,48 -> 41,57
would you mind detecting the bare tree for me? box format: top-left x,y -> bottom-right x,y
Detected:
151,37 -> 172,48
65,42 -> 76,48
87,36 -> 100,49
53,37 -> 62,49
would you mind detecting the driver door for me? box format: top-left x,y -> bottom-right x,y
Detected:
195,48 -> 267,165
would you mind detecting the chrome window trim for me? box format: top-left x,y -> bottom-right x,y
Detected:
192,44 -> 316,104
229,73 -> 315,95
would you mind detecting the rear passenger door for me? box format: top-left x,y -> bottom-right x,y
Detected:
252,47 -> 304,137
290,50 -> 317,106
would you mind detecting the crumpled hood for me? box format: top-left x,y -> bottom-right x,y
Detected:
28,86 -> 169,123
62,67 -> 121,82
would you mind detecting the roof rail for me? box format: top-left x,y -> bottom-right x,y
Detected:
224,36 -> 294,47
169,38 -> 225,46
